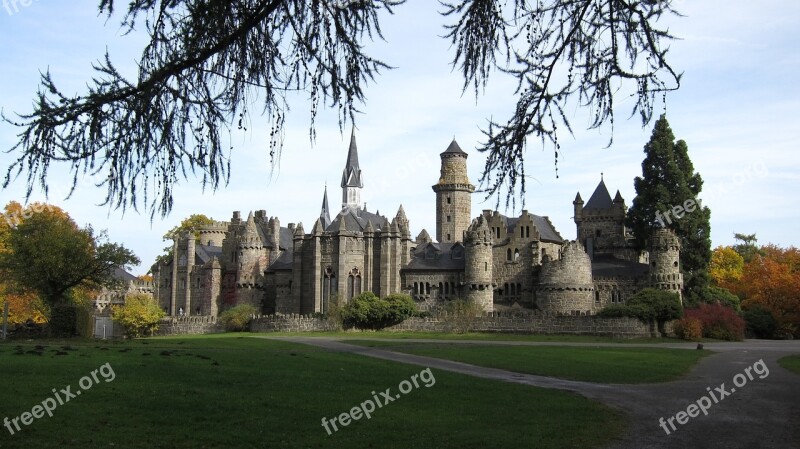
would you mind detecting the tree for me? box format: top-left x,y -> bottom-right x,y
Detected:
732,245 -> 800,338
0,202 -> 140,310
340,291 -> 417,330
732,233 -> 762,263
3,1 -> 682,217
112,293 -> 166,337
626,115 -> 711,302
709,246 -> 744,288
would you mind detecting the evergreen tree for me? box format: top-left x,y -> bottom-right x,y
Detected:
627,115 -> 712,302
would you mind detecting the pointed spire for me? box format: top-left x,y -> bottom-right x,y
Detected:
585,177 -> 613,210
416,229 -> 431,244
364,219 -> 375,234
320,185 -> 331,229
341,128 -> 363,189
574,192 -> 583,203
396,204 -> 407,221
613,190 -> 624,203
312,217 -> 325,235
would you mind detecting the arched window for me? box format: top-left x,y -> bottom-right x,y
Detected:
323,266 -> 336,305
507,248 -> 512,261
514,249 -> 520,261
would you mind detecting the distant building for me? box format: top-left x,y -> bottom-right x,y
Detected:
152,132 -> 682,316
93,268 -> 154,312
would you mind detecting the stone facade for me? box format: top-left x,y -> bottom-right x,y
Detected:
152,133 -> 683,318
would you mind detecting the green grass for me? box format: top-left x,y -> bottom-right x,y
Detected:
347,341 -> 710,383
257,330 -> 688,343
0,335 -> 623,448
778,354 -> 800,375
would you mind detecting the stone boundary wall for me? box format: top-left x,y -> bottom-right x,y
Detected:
152,313 -> 654,338
250,314 -> 339,333
386,315 -> 651,337
154,316 -> 225,336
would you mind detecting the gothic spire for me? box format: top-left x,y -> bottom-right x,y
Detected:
320,185 -> 331,229
340,128 -> 363,189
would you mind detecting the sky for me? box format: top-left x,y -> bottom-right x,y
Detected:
1,1 -> 798,275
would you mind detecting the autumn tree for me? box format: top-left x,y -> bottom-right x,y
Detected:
710,246 -> 744,288
732,245 -> 800,338
3,1 -> 682,216
626,115 -> 712,302
0,202 -> 140,316
112,293 -> 166,337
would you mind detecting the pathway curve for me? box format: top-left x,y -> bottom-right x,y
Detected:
260,336 -> 800,449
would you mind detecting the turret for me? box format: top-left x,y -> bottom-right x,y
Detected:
464,215 -> 493,312
649,228 -> 683,301
432,139 -> 475,243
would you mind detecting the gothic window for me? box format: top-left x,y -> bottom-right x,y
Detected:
178,254 -> 187,266
323,266 -> 336,305
347,267 -> 362,300
495,227 -> 500,238
507,248 -> 512,261
514,249 -> 520,261
525,226 -> 530,238
425,283 -> 431,295
595,291 -> 600,303
520,227 -> 524,238
517,283 -> 522,296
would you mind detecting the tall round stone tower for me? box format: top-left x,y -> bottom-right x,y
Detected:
432,139 -> 475,243
536,241 -> 595,315
649,228 -> 683,300
464,215 -> 493,312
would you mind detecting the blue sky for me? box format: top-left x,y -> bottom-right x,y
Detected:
1,1 -> 798,274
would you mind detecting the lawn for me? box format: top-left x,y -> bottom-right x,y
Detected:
778,354 -> 800,375
0,335 -> 623,449
257,330 -> 689,344
346,341 -> 710,383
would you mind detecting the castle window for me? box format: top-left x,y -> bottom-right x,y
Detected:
426,283 -> 431,295
595,291 -> 600,303
447,196 -> 451,204
495,227 -> 500,238
673,261 -> 678,267
446,233 -> 451,241
596,229 -> 602,237
485,262 -> 488,271
520,227 -> 524,238
514,249 -> 520,261
510,283 -> 515,296
517,283 -> 522,296
439,282 -> 444,299
446,215 -> 451,223
507,248 -> 512,261
526,226 -> 530,238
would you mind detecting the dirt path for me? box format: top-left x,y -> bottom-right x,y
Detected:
260,336 -> 800,449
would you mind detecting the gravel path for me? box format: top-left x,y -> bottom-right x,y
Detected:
260,336 -> 800,449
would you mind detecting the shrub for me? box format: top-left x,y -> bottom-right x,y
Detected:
598,288 -> 682,336
673,317 -> 702,341
743,305 -> 776,339
219,304 -> 258,332
440,298 -> 484,334
340,292 -> 418,330
684,303 -> 745,341
49,304 -> 78,337
111,293 -> 166,337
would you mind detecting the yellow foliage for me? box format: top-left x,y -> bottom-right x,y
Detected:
111,293 -> 166,337
710,246 -> 744,288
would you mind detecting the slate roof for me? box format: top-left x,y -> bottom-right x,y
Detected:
584,179 -> 614,210
404,242 -> 466,271
112,267 -> 139,282
591,255 -> 649,278
326,207 -> 387,233
495,214 -> 563,243
442,139 -> 467,156
196,244 -> 223,264
267,250 -> 294,271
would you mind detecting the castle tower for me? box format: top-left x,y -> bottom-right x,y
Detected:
464,215 -> 493,312
340,129 -> 363,210
236,212 -> 266,310
535,241 -> 595,315
649,227 -> 684,301
432,139 -> 475,243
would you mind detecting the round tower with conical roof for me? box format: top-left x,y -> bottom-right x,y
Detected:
464,215 -> 493,312
432,139 -> 475,243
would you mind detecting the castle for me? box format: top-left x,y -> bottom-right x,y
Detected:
151,132 -> 683,316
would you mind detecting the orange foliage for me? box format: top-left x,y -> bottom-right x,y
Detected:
735,245 -> 800,337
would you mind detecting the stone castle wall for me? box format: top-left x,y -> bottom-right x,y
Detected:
154,316 -> 224,336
